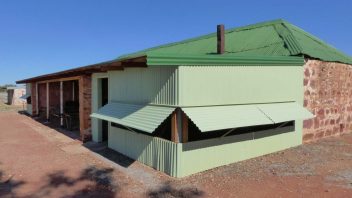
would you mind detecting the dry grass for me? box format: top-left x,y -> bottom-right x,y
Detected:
0,102 -> 24,112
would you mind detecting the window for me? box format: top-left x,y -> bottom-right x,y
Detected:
187,121 -> 295,141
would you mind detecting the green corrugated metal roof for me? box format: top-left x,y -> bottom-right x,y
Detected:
118,19 -> 352,65
182,102 -> 314,132
182,105 -> 273,132
91,102 -> 175,133
257,102 -> 314,124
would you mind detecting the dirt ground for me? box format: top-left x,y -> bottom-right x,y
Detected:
0,92 -> 24,112
0,110 -> 352,198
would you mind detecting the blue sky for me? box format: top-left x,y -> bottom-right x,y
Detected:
0,0 -> 351,85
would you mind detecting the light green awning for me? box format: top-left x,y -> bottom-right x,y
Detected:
91,102 -> 175,133
182,102 -> 314,132
182,105 -> 273,132
20,93 -> 31,100
257,102 -> 314,124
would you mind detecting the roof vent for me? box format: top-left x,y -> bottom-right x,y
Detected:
217,24 -> 225,54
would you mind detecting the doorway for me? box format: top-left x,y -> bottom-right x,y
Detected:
101,78 -> 109,141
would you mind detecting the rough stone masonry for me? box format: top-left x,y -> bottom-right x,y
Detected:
303,59 -> 352,142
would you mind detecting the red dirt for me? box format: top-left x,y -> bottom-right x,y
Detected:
1,111 -> 352,198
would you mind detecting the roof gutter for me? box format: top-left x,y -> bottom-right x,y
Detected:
146,53 -> 305,66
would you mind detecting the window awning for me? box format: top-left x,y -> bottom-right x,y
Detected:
256,102 -> 314,124
91,102 -> 175,133
20,93 -> 31,100
182,105 -> 274,132
182,102 -> 314,132
92,102 -> 314,134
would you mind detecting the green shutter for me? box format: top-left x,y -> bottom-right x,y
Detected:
257,102 -> 314,123
182,102 -> 314,132
91,102 -> 175,133
182,105 -> 273,132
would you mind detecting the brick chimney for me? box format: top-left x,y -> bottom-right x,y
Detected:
217,24 -> 225,54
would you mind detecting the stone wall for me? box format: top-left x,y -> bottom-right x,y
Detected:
79,75 -> 92,142
303,59 -> 352,142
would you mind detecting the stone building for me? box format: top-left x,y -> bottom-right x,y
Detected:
17,19 -> 352,177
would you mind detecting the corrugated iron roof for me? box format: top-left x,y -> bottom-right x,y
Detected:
91,102 -> 175,133
118,19 -> 352,65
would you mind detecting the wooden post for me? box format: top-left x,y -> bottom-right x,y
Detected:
171,108 -> 188,143
46,82 -> 49,120
35,83 -> 39,115
79,77 -> 83,137
72,81 -> 75,101
171,110 -> 180,143
60,81 -> 63,126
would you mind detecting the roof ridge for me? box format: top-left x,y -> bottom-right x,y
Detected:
275,23 -> 303,55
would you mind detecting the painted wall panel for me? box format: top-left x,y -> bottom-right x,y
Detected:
108,125 -> 179,176
107,120 -> 302,178
178,66 -> 303,106
108,67 -> 178,105
178,121 -> 302,177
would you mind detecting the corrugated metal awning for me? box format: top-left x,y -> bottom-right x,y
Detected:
182,102 -> 314,132
20,93 -> 31,100
182,105 -> 273,132
257,102 -> 314,124
91,102 -> 175,133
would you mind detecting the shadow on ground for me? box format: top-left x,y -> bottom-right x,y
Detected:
27,113 -> 82,141
147,181 -> 204,198
0,164 -> 118,198
29,166 -> 118,198
84,142 -> 135,168
0,162 -> 26,198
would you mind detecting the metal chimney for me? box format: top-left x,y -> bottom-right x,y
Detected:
217,24 -> 225,54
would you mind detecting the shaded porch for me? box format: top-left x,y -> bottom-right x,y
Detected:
32,75 -> 92,142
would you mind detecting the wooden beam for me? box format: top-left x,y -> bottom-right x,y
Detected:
36,76 -> 80,84
100,65 -> 124,72
182,113 -> 188,143
121,62 -> 147,68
